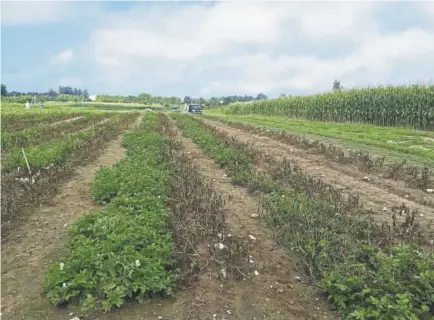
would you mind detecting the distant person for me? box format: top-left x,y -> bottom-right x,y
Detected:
40,102 -> 44,110
25,101 -> 30,110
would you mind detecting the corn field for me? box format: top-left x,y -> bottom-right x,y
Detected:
222,85 -> 434,131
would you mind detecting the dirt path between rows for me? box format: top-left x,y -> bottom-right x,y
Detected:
49,116 -> 84,127
203,119 -> 434,225
1,119 -> 141,320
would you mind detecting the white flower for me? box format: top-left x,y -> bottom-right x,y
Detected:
62,282 -> 67,288
59,262 -> 64,270
135,260 -> 141,267
215,243 -> 226,250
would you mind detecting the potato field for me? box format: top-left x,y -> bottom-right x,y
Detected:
1,89 -> 434,320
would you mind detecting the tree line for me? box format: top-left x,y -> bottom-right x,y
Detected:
81,93 -> 267,107
1,83 -> 269,107
95,93 -> 182,106
183,93 -> 267,107
1,84 -> 90,103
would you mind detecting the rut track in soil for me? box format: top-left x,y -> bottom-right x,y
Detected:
203,118 -> 434,226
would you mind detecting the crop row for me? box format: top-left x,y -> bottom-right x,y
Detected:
172,114 -> 434,319
221,85 -> 434,130
204,115 -> 434,192
1,111 -> 89,132
2,113 -> 134,173
1,112 -> 139,236
43,113 -> 248,313
1,113 -> 113,151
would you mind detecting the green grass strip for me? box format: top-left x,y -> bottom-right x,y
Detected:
205,112 -> 434,163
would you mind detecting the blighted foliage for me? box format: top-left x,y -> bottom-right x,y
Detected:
157,113 -> 251,285
173,114 -> 434,320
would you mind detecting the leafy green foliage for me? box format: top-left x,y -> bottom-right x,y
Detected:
43,113 -> 176,312
322,245 -> 434,319
172,114 -> 254,185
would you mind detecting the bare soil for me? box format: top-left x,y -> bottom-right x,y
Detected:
203,118 -> 434,225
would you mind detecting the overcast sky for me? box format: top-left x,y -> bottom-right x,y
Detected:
2,1 -> 434,98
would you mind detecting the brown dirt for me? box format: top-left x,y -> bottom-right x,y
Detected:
49,116 -> 84,127
203,118 -> 434,225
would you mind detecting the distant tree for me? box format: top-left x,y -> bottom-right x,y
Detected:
138,93 -> 152,104
48,88 -> 58,97
333,79 -> 341,91
183,96 -> 191,104
280,93 -> 286,97
256,93 -> 267,100
1,84 -> 7,96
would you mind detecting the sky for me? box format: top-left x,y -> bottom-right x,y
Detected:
1,1 -> 434,98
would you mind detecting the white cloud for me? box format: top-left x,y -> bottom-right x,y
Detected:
290,2 -> 378,42
50,49 -> 74,64
88,1 -> 388,95
209,27 -> 434,95
425,2 -> 434,17
1,2 -> 73,26
91,2 -> 288,65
